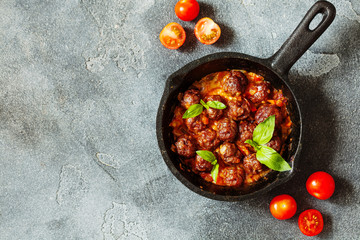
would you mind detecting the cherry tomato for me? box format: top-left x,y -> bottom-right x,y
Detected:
194,17 -> 221,45
175,0 -> 200,21
306,171 -> 335,200
298,209 -> 324,236
269,194 -> 297,220
159,22 -> 186,50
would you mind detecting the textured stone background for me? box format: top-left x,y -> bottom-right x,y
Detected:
0,0 -> 359,239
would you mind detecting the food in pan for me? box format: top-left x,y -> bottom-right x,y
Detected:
169,70 -> 292,187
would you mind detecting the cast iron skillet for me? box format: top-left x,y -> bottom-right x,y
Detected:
156,1 -> 336,201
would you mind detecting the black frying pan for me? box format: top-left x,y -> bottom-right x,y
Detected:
156,1 -> 336,201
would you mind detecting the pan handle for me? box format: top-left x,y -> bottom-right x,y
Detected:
267,1 -> 336,76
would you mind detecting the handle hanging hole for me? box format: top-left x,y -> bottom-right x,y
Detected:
309,12 -> 325,31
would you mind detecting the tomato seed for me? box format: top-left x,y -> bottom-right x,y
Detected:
171,27 -> 182,38
201,30 -> 217,41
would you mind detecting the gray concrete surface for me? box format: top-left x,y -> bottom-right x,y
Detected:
0,0 -> 359,239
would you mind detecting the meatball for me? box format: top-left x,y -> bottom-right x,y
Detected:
255,104 -> 283,127
196,128 -> 221,150
243,154 -> 263,175
181,89 -> 201,109
205,95 -> 225,120
219,142 -> 240,158
245,81 -> 271,103
185,115 -> 207,133
194,154 -> 213,172
222,70 -> 248,96
238,121 -> 256,143
175,136 -> 196,158
227,99 -> 250,121
216,118 -> 238,142
219,142 -> 243,164
265,135 -> 282,152
219,166 -> 245,187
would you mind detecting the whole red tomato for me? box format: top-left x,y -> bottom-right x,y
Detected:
175,0 -> 200,21
269,194 -> 297,220
306,171 -> 335,200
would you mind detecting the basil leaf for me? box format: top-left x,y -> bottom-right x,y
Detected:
200,99 -> 209,110
211,163 -> 219,182
256,146 -> 291,172
253,115 -> 275,145
182,104 -> 203,119
207,101 -> 227,109
244,139 -> 260,151
196,150 -> 217,163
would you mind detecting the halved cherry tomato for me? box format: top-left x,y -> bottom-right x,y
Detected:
175,0 -> 200,21
306,171 -> 335,200
194,17 -> 221,45
298,209 -> 324,236
159,22 -> 186,50
269,194 -> 297,220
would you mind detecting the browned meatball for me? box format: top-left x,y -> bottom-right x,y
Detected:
216,118 -> 238,142
227,99 -> 250,121
265,135 -> 282,152
219,142 -> 239,158
255,104 -> 283,127
245,81 -> 271,103
222,70 -> 248,96
175,136 -> 196,158
219,142 -> 243,164
205,95 -> 225,120
181,89 -> 201,109
194,154 -> 213,172
219,166 -> 245,187
238,121 -> 256,143
185,115 -> 207,133
196,128 -> 221,150
243,154 -> 263,174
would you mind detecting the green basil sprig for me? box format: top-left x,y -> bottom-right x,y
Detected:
182,104 -> 203,119
182,99 -> 226,119
211,164 -> 219,183
245,115 -> 291,172
200,99 -> 209,110
256,146 -> 291,171
207,101 -> 226,110
253,115 -> 275,145
196,150 -> 219,182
